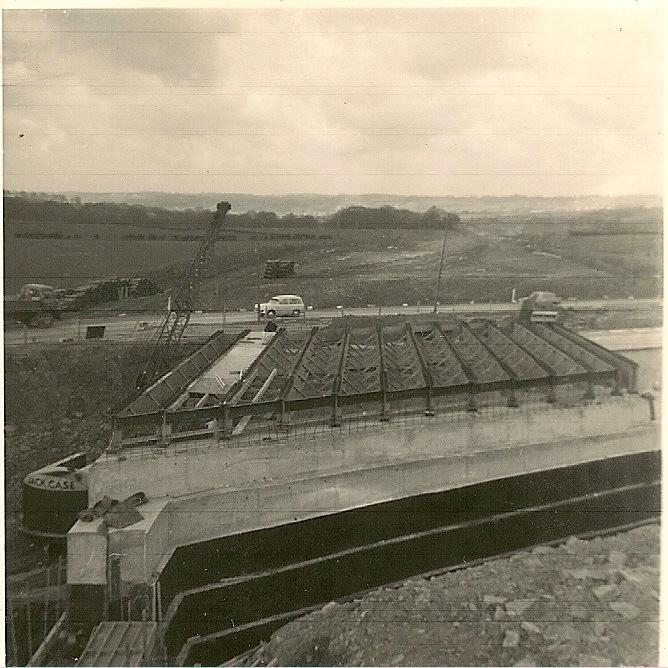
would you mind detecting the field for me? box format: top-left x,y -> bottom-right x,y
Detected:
4,209 -> 662,310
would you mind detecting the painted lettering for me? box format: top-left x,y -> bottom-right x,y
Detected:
26,475 -> 82,491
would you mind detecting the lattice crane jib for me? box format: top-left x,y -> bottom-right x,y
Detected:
137,202 -> 231,392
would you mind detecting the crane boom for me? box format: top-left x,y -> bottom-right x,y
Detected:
136,201 -> 231,390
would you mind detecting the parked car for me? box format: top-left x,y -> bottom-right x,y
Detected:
256,295 -> 305,318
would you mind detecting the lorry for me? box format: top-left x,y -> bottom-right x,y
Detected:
518,290 -> 561,323
4,283 -> 68,328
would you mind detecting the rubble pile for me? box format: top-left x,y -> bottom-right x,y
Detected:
249,525 -> 659,667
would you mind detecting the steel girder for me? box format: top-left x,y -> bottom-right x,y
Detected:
490,321 -> 557,378
508,322 -> 588,377
117,330 -> 247,417
527,323 -> 613,373
229,329 -> 314,406
471,321 -> 549,381
380,324 -> 426,392
440,322 -> 508,384
114,320 -> 630,441
285,327 -> 348,401
409,323 -> 469,388
339,328 -> 382,396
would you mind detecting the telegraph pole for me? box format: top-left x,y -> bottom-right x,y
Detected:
433,232 -> 447,313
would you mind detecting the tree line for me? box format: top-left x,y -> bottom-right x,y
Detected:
3,193 -> 460,231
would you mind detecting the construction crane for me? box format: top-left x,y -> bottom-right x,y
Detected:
22,202 -> 232,540
135,201 -> 231,392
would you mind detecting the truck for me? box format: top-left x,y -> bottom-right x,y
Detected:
518,290 -> 561,323
4,283 -> 68,328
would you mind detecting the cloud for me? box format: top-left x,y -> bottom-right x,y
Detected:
4,9 -> 242,85
2,7 -> 662,196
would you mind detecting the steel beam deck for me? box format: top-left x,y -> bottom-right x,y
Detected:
112,319 -> 638,444
117,330 -> 247,417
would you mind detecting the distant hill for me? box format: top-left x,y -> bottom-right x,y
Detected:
5,191 -> 661,216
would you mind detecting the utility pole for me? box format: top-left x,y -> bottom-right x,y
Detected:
433,232 -> 447,313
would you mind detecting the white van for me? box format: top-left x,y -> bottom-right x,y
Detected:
256,294 -> 305,318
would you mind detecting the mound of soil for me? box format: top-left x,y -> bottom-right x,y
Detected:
4,340 -> 208,575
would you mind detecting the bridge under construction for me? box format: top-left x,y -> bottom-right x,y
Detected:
47,313 -> 659,665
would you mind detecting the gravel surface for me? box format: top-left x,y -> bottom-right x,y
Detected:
248,525 -> 659,667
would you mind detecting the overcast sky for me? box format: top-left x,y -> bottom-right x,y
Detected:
3,6 -> 663,196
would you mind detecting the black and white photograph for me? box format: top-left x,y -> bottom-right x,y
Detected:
3,2 -> 663,666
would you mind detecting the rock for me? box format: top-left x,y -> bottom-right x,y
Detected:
321,601 -> 338,612
523,556 -> 542,568
620,569 -> 657,591
578,655 -> 611,667
608,550 -> 626,567
484,594 -> 507,605
503,630 -> 521,648
592,621 -> 607,636
506,599 -> 534,616
532,545 -> 553,555
521,621 -> 541,634
542,623 -> 580,643
609,601 -> 640,620
571,607 -> 589,621
571,568 -> 614,581
563,536 -> 586,554
593,584 -> 617,600
546,642 -> 565,653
